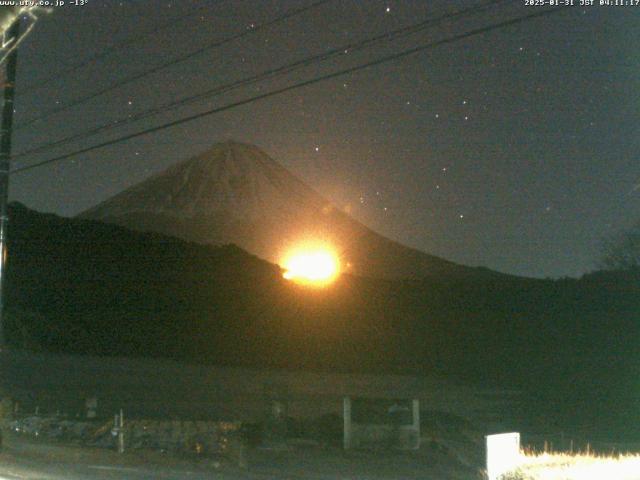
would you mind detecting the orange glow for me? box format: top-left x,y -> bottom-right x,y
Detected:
282,246 -> 340,286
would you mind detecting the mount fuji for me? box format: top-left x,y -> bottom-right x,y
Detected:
80,141 -> 501,280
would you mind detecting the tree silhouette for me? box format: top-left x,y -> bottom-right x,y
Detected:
600,221 -> 640,271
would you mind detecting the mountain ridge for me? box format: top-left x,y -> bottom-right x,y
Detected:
80,141 -> 509,280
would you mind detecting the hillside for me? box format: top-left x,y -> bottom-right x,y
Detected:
4,203 -> 640,438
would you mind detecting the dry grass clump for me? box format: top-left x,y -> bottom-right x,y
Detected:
501,451 -> 640,480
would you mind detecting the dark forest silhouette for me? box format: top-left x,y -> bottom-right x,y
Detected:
5,202 -> 640,439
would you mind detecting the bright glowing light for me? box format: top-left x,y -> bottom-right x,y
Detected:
512,451 -> 640,480
282,248 -> 340,286
485,431 -> 640,480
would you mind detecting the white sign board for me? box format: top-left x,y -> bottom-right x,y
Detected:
486,432 -> 521,480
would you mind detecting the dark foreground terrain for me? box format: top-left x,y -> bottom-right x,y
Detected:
4,203 -> 640,441
0,431 -> 480,480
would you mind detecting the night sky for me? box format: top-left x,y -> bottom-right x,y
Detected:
7,0 -> 640,278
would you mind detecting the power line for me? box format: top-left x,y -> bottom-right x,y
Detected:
12,6 -> 571,175
14,0 -> 513,160
15,0 -> 333,130
23,0 -> 224,94
19,1 -> 225,96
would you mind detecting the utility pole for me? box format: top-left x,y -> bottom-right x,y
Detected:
0,17 -> 20,348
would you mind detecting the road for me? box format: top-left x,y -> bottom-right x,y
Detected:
0,450 -> 249,480
0,455 -> 224,480
0,433 -> 472,479
0,437 -> 241,480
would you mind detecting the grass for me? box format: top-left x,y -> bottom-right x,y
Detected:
502,450 -> 640,480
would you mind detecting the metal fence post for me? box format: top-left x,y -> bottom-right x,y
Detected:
117,409 -> 124,453
343,396 -> 352,449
